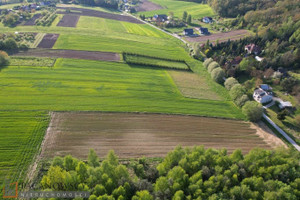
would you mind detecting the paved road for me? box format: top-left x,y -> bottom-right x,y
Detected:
263,113 -> 300,151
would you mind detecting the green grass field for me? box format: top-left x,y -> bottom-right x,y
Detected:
0,111 -> 49,184
123,54 -> 189,70
53,34 -> 189,60
0,58 -> 243,119
138,0 -> 215,18
122,22 -> 169,38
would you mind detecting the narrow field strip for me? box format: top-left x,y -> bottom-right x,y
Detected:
37,33 -> 59,48
12,49 -> 120,62
31,33 -> 46,48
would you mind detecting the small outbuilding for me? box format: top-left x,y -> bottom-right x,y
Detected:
199,27 -> 209,35
183,28 -> 194,36
278,101 -> 292,109
152,14 -> 168,22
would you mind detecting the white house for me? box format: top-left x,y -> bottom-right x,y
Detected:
253,89 -> 273,104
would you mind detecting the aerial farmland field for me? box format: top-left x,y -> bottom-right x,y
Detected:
0,58 -> 243,118
41,112 -> 273,159
137,0 -> 215,18
0,1 -> 289,191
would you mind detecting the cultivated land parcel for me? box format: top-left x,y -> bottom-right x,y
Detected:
137,0 -> 215,18
0,3 -> 278,184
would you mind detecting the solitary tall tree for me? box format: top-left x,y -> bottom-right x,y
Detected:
187,14 -> 192,25
182,11 -> 188,22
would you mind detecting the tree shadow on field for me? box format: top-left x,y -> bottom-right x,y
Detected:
0,65 -> 8,72
127,63 -> 191,72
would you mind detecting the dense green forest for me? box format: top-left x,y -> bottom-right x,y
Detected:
38,147 -> 300,199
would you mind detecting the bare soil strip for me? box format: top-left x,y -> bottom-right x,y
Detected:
136,0 -> 163,12
56,7 -> 143,24
37,34 -> 59,48
185,29 -> 251,43
13,49 -> 120,62
57,14 -> 80,27
40,112 -> 282,159
23,14 -> 42,26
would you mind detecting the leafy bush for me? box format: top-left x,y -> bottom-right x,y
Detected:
2,13 -> 19,26
203,58 -> 213,68
235,94 -> 249,107
277,109 -> 289,121
281,77 -> 298,93
0,51 -> 10,67
242,101 -> 263,122
225,77 -> 239,90
211,67 -> 225,83
207,61 -> 219,73
230,84 -> 246,101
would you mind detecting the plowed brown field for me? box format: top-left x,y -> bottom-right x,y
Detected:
41,112 -> 277,159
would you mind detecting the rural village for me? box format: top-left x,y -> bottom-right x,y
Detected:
0,0 -> 299,199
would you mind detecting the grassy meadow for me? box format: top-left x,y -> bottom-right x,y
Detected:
0,58 -> 243,119
138,0 -> 215,18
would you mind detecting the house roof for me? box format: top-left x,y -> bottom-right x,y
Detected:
245,44 -> 261,53
203,17 -> 212,20
154,14 -> 167,18
260,84 -> 271,91
254,89 -> 265,95
184,28 -> 194,34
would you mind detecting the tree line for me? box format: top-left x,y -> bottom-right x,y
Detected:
38,147 -> 300,199
72,0 -> 119,9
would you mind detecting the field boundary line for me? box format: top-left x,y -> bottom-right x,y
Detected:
31,33 -> 46,48
125,12 -> 187,44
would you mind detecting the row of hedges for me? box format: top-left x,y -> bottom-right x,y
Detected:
203,58 -> 225,84
204,58 -> 263,122
123,52 -> 186,63
123,53 -> 190,71
36,11 -> 57,26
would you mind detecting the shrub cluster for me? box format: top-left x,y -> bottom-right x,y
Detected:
204,59 -> 225,84
36,11 -> 57,26
40,147 -> 300,199
0,51 -> 10,67
204,59 -> 262,121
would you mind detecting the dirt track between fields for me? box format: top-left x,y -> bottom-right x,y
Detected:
13,49 -> 120,61
136,0 -> 163,12
185,29 -> 251,44
56,7 -> 143,24
57,14 -> 80,27
40,112 -> 282,159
